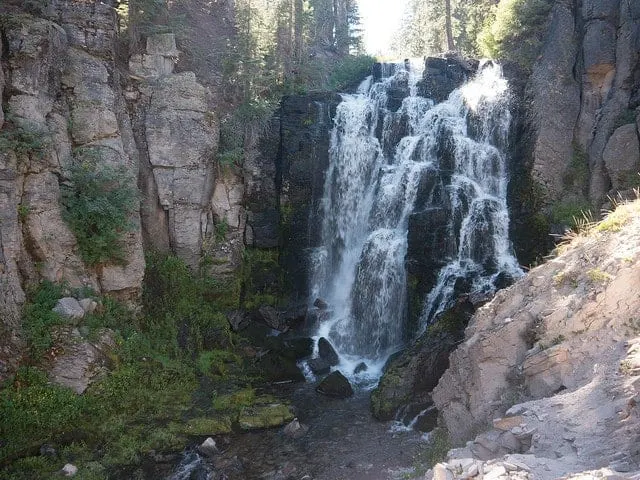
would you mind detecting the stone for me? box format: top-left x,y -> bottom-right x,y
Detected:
308,357 -> 331,375
52,298 -> 85,323
432,463 -> 453,480
257,305 -> 286,331
198,437 -> 218,457
318,337 -> 340,366
493,416 -> 525,431
417,55 -> 476,103
238,402 -> 295,430
227,310 -> 251,332
283,418 -> 309,439
313,298 -> 329,309
39,444 -> 56,457
78,298 -> 98,315
354,362 -> 368,374
316,371 -> 354,398
62,464 -> 78,477
48,327 -> 115,394
603,124 -> 640,191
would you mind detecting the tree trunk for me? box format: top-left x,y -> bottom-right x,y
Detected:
444,0 -> 454,51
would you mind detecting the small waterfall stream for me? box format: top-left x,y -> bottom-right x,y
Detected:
309,60 -> 522,377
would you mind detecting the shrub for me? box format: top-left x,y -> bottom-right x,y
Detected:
550,199 -> 593,229
21,281 -> 66,358
479,0 -> 553,69
61,156 -> 139,266
328,55 -> 376,91
0,122 -> 48,159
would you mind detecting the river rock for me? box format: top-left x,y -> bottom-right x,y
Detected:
52,297 -> 85,323
308,357 -> 331,375
61,464 -> 78,477
198,437 -> 218,457
283,418 -> 309,439
316,371 -> 354,398
238,401 -> 295,430
318,337 -> 339,366
354,362 -> 368,374
313,298 -> 329,309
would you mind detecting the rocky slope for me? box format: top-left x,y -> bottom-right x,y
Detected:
423,198 -> 640,479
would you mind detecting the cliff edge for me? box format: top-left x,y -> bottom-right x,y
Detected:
429,198 -> 640,478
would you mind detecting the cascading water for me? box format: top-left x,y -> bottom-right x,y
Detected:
308,60 -> 522,380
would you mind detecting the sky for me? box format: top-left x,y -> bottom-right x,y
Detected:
357,0 -> 409,56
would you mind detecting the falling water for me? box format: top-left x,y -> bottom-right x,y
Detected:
309,60 -> 522,377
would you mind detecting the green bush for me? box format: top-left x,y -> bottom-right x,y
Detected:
328,55 -> 376,91
22,281 -> 66,358
0,367 -> 88,463
479,0 -> 553,69
550,199 -> 593,228
61,156 -> 139,267
0,123 -> 48,159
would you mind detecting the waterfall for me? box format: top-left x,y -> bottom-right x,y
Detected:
309,60 -> 522,378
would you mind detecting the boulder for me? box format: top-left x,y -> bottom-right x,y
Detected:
316,371 -> 354,398
354,362 -> 368,374
48,327 -> 116,394
308,358 -> 331,376
417,55 -> 476,104
371,300 -> 474,420
255,351 -> 306,384
78,298 -> 98,315
238,401 -> 295,430
227,310 -> 251,332
257,305 -> 286,331
198,437 -> 218,457
52,297 -> 85,323
318,337 -> 340,366
313,298 -> 329,309
283,418 -> 309,439
61,464 -> 78,477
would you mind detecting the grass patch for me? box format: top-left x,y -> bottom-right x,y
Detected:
0,121 -> 48,160
404,428 -> 451,478
587,268 -> 612,283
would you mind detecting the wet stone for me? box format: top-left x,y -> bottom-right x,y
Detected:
318,337 -> 339,366
316,371 -> 354,398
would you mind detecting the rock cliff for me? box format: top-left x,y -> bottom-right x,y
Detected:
528,0 -> 640,210
428,199 -> 640,478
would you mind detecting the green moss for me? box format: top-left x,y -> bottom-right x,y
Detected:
212,387 -> 256,412
562,144 -> 589,191
240,248 -> 286,310
182,416 -> 233,436
407,428 -> 451,477
21,281 -> 66,358
237,399 -> 294,430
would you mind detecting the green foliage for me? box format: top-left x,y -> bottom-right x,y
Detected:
0,367 -> 88,463
0,122 -> 48,159
240,248 -> 286,309
196,349 -> 241,378
479,0 -> 553,69
550,199 -> 593,229
212,387 -> 256,412
563,144 -> 589,191
328,55 -> 376,91
61,156 -> 139,267
404,428 -> 451,478
21,281 -> 66,358
142,253 -> 237,356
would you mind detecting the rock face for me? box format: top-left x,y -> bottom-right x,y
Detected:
371,299 -> 475,421
432,199 -> 640,476
528,0 -> 640,208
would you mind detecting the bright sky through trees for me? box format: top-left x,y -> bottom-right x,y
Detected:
358,0 -> 408,55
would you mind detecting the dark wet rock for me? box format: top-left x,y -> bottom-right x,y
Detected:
354,362 -> 368,374
397,402 -> 438,432
417,55 -> 477,103
257,305 -> 287,331
308,357 -> 331,375
283,418 -> 309,439
385,71 -> 410,112
39,444 -> 57,457
280,302 -> 308,327
227,310 -> 251,332
282,337 -> 314,360
313,298 -> 329,310
316,371 -> 354,398
318,337 -> 339,366
256,352 -> 306,384
370,298 -> 475,420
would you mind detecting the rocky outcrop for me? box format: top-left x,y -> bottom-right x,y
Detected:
528,0 -> 640,208
431,199 -> 640,476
